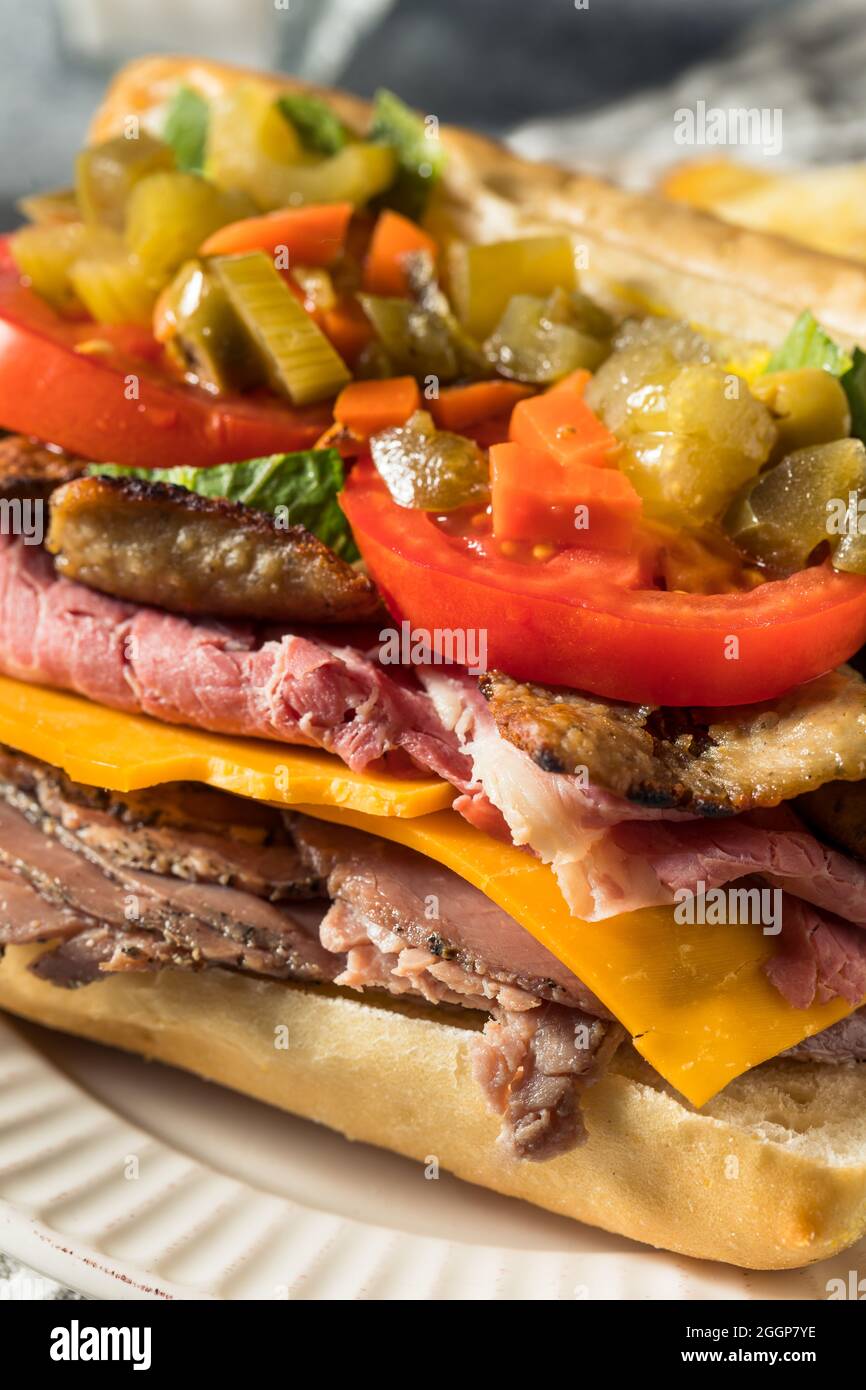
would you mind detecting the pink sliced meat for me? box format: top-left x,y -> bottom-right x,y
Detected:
472,1004 -> 623,1160
764,896 -> 866,1009
613,813 -> 866,928
0,535 -> 472,786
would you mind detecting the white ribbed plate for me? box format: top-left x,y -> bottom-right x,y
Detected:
0,1014 -> 861,1300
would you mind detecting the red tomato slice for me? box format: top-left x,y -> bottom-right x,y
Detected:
0,263 -> 330,467
341,463 -> 866,706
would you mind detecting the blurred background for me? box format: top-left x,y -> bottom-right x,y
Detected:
2,0 -> 866,228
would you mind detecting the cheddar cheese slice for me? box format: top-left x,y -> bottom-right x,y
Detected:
295,802 -> 857,1107
0,677 -> 454,818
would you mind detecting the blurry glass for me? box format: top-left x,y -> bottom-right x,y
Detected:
53,0 -> 285,71
51,0 -> 397,80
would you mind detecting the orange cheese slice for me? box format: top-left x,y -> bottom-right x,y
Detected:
0,676 -> 454,818
295,802 -> 856,1107
0,676 -> 855,1106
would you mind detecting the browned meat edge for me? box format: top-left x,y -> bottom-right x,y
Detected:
47,474 -> 381,624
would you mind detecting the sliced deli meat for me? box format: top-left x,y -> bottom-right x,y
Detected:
0,535 -> 472,786
473,1005 -> 623,1160
0,756 -> 620,1159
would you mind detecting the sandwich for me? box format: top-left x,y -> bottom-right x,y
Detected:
2,55 -> 866,1273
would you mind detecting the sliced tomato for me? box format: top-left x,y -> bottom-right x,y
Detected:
341,463 -> 866,706
0,262 -> 330,466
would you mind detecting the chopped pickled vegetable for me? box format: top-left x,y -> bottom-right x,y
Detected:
16,187 -> 79,224
278,93 -> 348,155
205,83 -> 304,200
257,144 -> 398,211
368,88 -> 444,220
359,293 -> 462,381
484,289 -> 612,385
199,202 -> 352,265
724,438 -> 866,571
354,337 -> 396,380
585,318 -> 776,521
75,132 -> 175,229
207,85 -> 395,210
401,253 -> 490,378
751,368 -> 852,459
163,85 -> 209,173
585,317 -> 713,435
290,265 -> 337,313
70,250 -> 160,326
363,209 -> 438,297
619,366 -> 776,520
10,222 -> 119,315
449,236 -> 578,340
157,260 -> 262,394
125,172 -> 253,279
831,524 -> 866,574
212,251 -> 350,404
370,409 -> 489,510
335,377 -> 421,437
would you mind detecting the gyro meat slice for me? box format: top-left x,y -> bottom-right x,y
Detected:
47,475 -> 380,623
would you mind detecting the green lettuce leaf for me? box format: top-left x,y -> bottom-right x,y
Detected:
88,450 -> 359,561
368,88 -> 444,220
163,86 -> 209,174
765,310 -> 853,376
277,93 -> 348,156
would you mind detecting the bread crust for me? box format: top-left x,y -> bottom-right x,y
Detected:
2,942 -> 866,1271
92,54 -> 866,346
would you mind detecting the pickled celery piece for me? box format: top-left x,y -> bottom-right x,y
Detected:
359,293 -> 460,381
449,236 -> 577,339
212,251 -> 350,404
725,439 -> 866,571
70,250 -> 160,326
125,172 -> 253,279
484,290 -> 611,384
16,187 -> 79,224
10,221 -> 119,314
370,410 -> 489,510
158,260 -> 262,394
750,368 -> 851,460
76,132 -> 175,229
